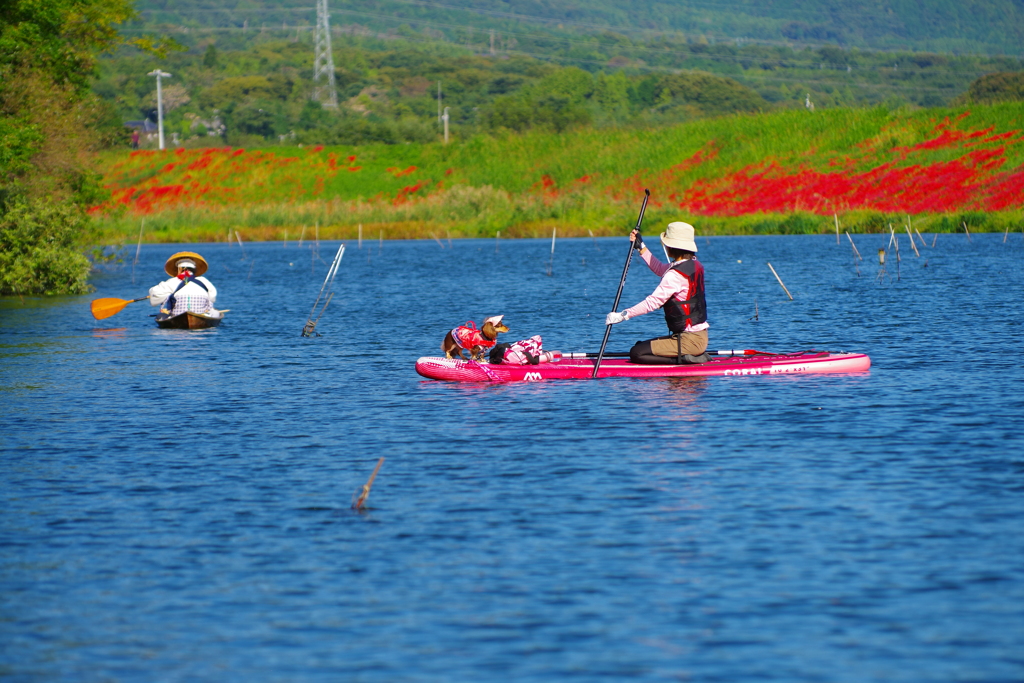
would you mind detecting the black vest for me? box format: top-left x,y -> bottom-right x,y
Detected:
662,259 -> 707,334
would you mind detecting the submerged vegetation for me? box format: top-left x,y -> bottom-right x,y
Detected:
90,102 -> 1024,242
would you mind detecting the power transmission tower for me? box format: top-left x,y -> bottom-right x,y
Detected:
312,0 -> 338,108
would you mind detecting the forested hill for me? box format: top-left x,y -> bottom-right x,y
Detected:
132,0 -> 1024,57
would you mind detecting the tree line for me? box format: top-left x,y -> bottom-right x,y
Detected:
96,29 -> 1023,149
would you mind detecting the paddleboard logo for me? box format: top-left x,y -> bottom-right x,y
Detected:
523,372 -> 543,381
724,367 -> 767,376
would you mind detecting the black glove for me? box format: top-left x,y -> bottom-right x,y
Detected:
632,229 -> 645,251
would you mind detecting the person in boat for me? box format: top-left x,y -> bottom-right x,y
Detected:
604,222 -> 710,364
149,251 -> 218,318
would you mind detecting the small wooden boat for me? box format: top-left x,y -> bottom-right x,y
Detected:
155,310 -> 225,330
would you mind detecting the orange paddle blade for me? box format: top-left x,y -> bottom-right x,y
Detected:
90,296 -> 145,320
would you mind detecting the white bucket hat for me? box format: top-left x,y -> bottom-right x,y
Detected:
483,315 -> 505,327
660,222 -> 698,253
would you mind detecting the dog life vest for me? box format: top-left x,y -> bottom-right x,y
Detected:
662,259 -> 707,334
451,321 -> 497,350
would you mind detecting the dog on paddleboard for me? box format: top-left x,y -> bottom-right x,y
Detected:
442,315 -> 509,360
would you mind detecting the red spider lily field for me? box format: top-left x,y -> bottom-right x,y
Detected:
91,103 -> 1024,243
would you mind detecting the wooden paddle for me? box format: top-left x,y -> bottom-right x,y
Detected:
90,296 -> 148,320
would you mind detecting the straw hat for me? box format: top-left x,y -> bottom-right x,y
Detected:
164,251 -> 209,277
660,222 -> 698,253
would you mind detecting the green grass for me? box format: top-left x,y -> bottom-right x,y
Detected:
90,102 -> 1024,243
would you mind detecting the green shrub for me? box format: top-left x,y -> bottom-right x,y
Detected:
0,199 -> 93,296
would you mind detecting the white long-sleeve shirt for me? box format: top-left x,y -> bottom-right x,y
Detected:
149,276 -> 217,315
622,249 -> 710,332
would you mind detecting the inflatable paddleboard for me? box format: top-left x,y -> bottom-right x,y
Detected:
416,351 -> 870,382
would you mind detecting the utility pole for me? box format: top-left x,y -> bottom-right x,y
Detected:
147,69 -> 171,150
442,106 -> 449,144
312,0 -> 338,108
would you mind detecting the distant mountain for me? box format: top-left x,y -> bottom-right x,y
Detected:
132,0 -> 1024,56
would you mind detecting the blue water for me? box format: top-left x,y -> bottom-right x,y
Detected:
2,232 -> 1023,681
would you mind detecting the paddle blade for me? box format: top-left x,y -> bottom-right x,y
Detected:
90,297 -> 134,320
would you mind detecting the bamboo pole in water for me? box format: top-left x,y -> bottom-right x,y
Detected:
846,231 -> 862,260
495,230 -> 500,253
235,230 -> 246,259
358,223 -> 362,249
834,213 -> 840,245
547,228 -> 556,276
963,221 -> 972,242
905,225 -> 921,257
766,262 -> 793,300
132,219 -> 144,285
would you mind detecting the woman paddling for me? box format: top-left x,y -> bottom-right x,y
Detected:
149,251 -> 219,318
604,222 -> 710,365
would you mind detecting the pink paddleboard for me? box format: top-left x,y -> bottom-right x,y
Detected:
416,351 -> 871,383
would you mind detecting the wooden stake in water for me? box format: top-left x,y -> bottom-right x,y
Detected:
430,232 -> 444,248
588,228 -> 599,250
379,230 -> 383,253
962,221 -> 972,242
905,225 -> 921,257
446,230 -> 452,249
235,230 -> 246,259
915,227 -> 927,248
766,262 -> 793,300
894,234 -> 901,280
834,213 -> 840,245
749,298 -> 759,321
495,230 -> 500,253
352,457 -> 385,511
547,228 -> 556,276
358,223 -> 362,249
932,233 -> 937,248
298,225 -> 305,248
1004,225 -> 1009,243
132,219 -> 144,285
846,231 -> 862,260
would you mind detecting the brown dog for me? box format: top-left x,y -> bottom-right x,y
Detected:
442,315 -> 509,360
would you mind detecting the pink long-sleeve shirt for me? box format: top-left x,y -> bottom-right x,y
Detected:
622,249 -> 710,332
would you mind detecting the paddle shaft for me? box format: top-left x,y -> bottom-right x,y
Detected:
592,189 -> 650,378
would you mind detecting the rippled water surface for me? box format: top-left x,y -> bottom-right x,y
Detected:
2,233 -> 1023,681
